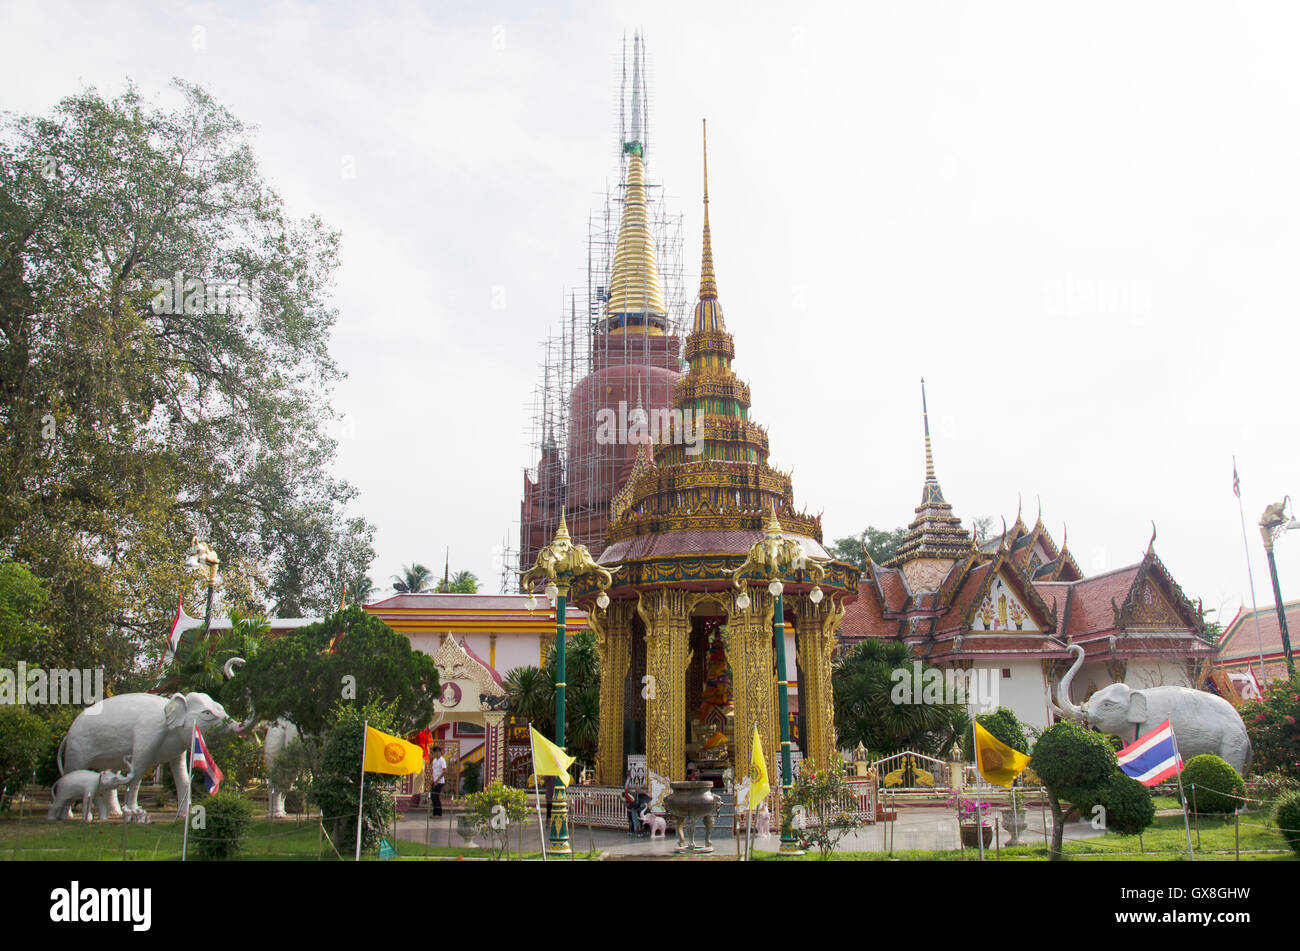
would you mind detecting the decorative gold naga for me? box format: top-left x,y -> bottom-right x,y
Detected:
730,504 -> 825,589
520,510 -> 618,591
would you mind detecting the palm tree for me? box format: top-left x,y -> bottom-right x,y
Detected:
392,563 -> 434,594
345,574 -> 375,606
832,639 -> 964,757
449,570 -> 478,593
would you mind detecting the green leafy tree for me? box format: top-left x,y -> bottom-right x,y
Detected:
832,639 -> 964,756
0,560 -> 54,669
1239,674 -> 1300,777
0,706 -> 49,809
268,737 -> 318,816
344,574 -> 376,607
1274,791 -> 1300,856
1065,771 -> 1156,836
449,570 -> 478,594
827,527 -> 908,571
0,80 -> 374,680
222,606 -> 438,737
957,706 -> 1032,760
159,609 -> 269,696
309,698 -> 401,855
1028,720 -> 1121,860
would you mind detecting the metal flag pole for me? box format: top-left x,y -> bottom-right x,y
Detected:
1234,458 -> 1269,674
745,719 -> 757,861
1171,730 -> 1194,862
529,729 -> 547,862
973,718 -> 985,861
355,720 -> 368,861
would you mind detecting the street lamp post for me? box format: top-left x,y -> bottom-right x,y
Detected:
185,537 -> 221,637
521,511 -> 615,855
732,506 -> 828,856
1259,500 -> 1297,678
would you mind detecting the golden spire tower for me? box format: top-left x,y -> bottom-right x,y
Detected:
603,33 -> 667,334
694,118 -> 724,332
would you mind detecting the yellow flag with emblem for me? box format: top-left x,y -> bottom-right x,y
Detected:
529,725 -> 575,787
362,725 -> 424,775
974,719 -> 1031,787
748,726 -> 770,810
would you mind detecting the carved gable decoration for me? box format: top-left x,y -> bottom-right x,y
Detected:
1121,576 -> 1184,630
971,573 -> 1041,633
431,633 -> 506,712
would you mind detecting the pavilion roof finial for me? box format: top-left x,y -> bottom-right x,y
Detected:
692,119 -> 726,333
922,378 -> 936,484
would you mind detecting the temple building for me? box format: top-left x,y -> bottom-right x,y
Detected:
1214,600 -> 1298,686
840,384 -> 1215,729
567,125 -> 860,795
520,32 -> 684,570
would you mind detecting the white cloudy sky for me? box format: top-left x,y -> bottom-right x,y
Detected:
5,1 -> 1300,625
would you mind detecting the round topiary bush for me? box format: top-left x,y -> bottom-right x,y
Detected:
1274,791 -> 1300,856
194,790 -> 255,860
1029,721 -> 1115,790
1081,771 -> 1156,835
1179,754 -> 1246,814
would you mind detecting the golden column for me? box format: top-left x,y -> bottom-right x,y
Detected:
593,600 -> 634,785
636,589 -> 692,783
728,590 -> 778,801
794,597 -> 845,770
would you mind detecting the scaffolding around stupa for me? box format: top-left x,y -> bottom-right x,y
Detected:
515,33 -> 691,588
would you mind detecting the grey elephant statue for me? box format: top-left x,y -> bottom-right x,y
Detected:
1055,644 -> 1252,774
48,764 -> 131,822
59,691 -> 251,819
263,717 -> 301,818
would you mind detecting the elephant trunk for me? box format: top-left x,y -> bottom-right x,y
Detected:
1055,644 -> 1087,723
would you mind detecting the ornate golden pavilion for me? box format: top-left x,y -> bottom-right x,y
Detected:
569,124 -> 860,791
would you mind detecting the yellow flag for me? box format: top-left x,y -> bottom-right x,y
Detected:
748,726 -> 770,810
529,726 -> 574,787
974,720 -> 1031,787
362,725 -> 424,776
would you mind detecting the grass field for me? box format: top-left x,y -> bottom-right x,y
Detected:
754,802 -> 1299,861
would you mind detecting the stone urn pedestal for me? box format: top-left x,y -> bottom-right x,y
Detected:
664,781 -> 718,854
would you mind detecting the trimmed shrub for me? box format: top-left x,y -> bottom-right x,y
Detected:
1179,754 -> 1246,814
1274,791 -> 1300,856
194,790 -> 254,860
958,706 -> 1031,759
1066,771 -> 1156,835
0,707 -> 49,808
1029,721 -> 1115,790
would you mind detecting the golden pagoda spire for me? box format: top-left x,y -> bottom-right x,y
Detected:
555,508 -> 571,544
921,378 -> 939,490
699,118 -> 717,300
693,119 -> 725,333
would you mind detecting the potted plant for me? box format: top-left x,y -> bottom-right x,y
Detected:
950,795 -> 994,848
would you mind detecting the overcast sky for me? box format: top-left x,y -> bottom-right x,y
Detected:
5,1 -> 1300,625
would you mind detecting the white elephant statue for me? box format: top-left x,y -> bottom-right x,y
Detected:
263,718 -> 301,818
48,765 -> 131,821
1055,644 -> 1252,774
58,691 -> 251,819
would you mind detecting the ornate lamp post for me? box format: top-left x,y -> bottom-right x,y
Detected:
520,511 -> 616,855
732,506 -> 828,856
1259,499 -> 1298,678
184,537 -> 221,637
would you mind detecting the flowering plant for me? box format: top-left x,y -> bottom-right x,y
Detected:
949,795 -> 994,828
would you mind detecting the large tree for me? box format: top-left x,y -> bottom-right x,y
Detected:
0,80 -> 373,681
827,527 -> 908,571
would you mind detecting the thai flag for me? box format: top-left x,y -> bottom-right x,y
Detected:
191,727 -> 223,794
1117,719 -> 1183,786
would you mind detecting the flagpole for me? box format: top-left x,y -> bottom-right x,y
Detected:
973,718 -> 984,861
1171,731 -> 1194,862
180,738 -> 192,862
355,720 -> 367,862
529,728 -> 547,862
1235,458 -> 1269,675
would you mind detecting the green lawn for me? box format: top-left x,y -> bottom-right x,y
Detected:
0,811 -> 604,861
754,807 -> 1298,861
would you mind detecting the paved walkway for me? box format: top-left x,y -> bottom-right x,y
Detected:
393,803 -> 1105,858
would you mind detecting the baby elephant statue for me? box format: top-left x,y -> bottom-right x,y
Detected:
638,805 -> 667,839
48,767 -> 130,822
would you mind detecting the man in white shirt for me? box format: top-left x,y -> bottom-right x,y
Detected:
430,746 -> 447,817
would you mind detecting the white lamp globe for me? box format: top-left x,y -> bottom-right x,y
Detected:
768,579 -> 784,596
809,586 -> 824,604
525,593 -> 537,612
596,591 -> 611,609
545,583 -> 559,605
736,590 -> 751,611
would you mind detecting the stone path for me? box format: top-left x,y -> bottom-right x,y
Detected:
393,802 -> 1106,859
